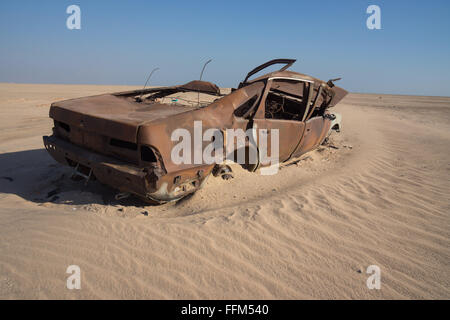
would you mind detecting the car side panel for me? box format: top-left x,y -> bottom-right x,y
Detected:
253,119 -> 305,163
291,116 -> 331,158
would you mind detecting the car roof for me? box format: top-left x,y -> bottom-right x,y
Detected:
239,59 -> 326,87
246,70 -> 322,85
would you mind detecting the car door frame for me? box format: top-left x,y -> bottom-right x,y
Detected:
290,83 -> 332,158
251,77 -> 315,166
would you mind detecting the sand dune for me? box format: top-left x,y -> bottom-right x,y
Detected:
0,83 -> 449,299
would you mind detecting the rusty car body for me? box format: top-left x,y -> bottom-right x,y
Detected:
43,59 -> 348,203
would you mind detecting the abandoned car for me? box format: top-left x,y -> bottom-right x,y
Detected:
43,59 -> 348,203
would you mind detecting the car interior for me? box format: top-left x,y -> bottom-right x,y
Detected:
264,80 -> 310,121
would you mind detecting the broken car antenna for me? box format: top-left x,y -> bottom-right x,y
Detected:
137,67 -> 160,102
326,77 -> 342,88
198,59 -> 212,106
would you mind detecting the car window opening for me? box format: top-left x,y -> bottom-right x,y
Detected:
265,81 -> 310,121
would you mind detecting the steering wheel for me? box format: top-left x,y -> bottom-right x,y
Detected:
265,99 -> 283,119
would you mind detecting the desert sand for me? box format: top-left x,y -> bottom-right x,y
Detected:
0,83 -> 449,299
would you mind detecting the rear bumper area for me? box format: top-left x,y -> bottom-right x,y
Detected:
43,135 -> 149,197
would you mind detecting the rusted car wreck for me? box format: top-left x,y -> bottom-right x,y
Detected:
43,59 -> 348,203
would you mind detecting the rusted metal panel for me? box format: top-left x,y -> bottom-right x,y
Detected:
253,119 -> 305,162
43,59 -> 348,203
178,80 -> 221,95
43,135 -> 148,196
291,116 -> 329,158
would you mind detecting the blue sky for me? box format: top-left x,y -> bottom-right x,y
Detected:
0,0 -> 449,96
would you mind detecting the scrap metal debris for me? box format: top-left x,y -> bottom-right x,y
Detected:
212,165 -> 234,180
115,192 -> 130,201
47,188 -> 60,198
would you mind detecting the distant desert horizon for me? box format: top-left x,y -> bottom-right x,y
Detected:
1,82 -> 449,99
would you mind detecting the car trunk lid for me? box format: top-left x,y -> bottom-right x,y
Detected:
49,94 -> 196,142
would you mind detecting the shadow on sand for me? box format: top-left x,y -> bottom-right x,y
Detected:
0,148 -> 150,207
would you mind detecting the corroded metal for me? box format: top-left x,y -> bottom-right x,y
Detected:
43,59 -> 348,203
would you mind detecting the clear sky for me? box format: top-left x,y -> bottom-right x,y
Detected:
1,0 -> 449,96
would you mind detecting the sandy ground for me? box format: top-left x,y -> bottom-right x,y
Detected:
0,83 -> 449,299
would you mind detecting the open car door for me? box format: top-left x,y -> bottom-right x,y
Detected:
238,59 -> 296,88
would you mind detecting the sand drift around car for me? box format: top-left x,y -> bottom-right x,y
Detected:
43,59 -> 348,203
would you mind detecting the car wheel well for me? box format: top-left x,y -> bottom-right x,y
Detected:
229,146 -> 259,172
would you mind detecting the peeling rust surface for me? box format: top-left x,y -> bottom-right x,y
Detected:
43,59 -> 348,203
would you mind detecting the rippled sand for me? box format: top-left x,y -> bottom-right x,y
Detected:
0,83 -> 449,299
